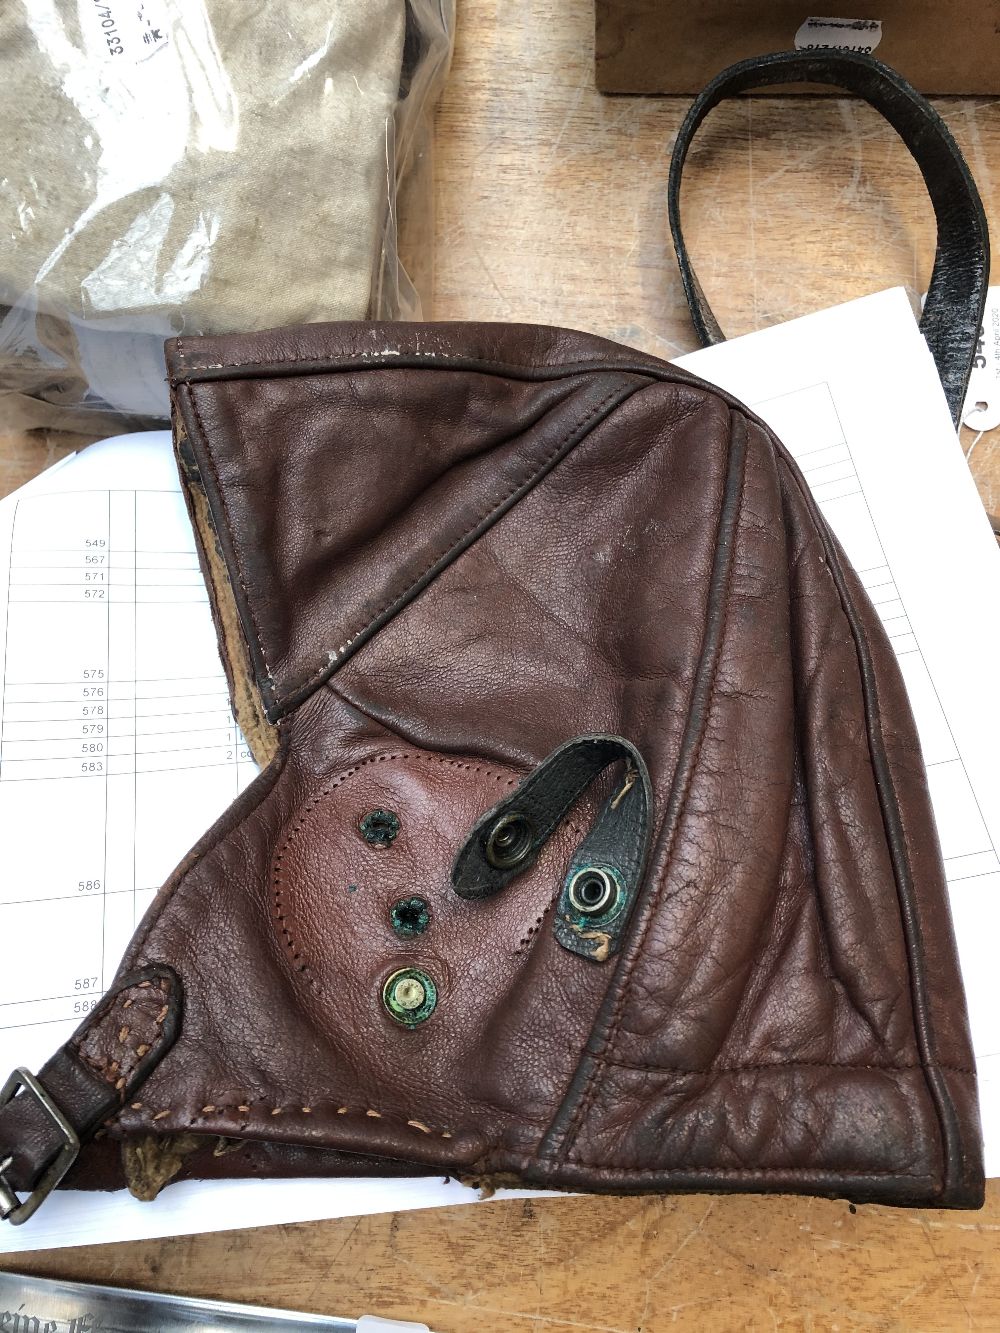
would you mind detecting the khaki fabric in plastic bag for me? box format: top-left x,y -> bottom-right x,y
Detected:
0,0 -> 410,423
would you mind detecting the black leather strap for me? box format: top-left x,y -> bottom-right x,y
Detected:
667,50 -> 991,427
452,734 -> 651,905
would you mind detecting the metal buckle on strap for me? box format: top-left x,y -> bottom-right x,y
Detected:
0,1068 -> 80,1225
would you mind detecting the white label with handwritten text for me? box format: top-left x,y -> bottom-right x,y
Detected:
794,17 -> 883,54
78,0 -> 169,64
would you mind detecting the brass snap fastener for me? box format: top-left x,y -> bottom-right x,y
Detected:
382,968 -> 437,1026
390,896 -> 431,937
568,867 -> 616,916
360,809 -> 400,848
484,812 -> 535,869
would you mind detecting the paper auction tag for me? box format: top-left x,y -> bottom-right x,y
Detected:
78,0 -> 170,65
794,17 -> 883,55
965,288 -> 1000,433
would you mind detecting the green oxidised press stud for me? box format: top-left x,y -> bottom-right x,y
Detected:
360,809 -> 400,847
382,967 -> 437,1026
390,896 -> 431,937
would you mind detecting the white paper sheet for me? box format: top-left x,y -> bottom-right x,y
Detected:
0,434 -> 541,1253
679,288 -> 1000,1179
2,288 -> 998,1251
0,434 -> 258,1073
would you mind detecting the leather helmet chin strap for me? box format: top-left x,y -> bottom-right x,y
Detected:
0,966 -> 181,1225
667,49 -> 991,429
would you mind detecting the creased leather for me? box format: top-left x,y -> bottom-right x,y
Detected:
0,316 -> 984,1212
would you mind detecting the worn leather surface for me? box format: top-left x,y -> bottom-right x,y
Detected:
2,317 -> 984,1211
0,968 -> 180,1206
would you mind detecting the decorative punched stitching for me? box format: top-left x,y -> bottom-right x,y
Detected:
72,974 -> 176,1102
271,752 -> 521,978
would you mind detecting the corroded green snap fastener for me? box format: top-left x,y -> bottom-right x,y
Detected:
484,811 -> 535,869
390,896 -> 431,937
360,809 -> 400,847
568,867 -> 616,916
382,968 -> 437,1026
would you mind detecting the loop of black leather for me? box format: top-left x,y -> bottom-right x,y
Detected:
452,734 -> 651,902
667,50 -> 991,426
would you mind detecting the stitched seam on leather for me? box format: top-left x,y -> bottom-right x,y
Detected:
122,734 -> 290,966
599,1058 -> 976,1076
552,413 -> 748,1165
132,1099 -> 456,1140
283,381 -> 639,704
513,910 -> 552,954
75,1018 -> 170,1091
184,375 -> 641,717
184,382 -> 275,686
509,807 -> 589,951
169,349 -> 656,379
272,751 -> 520,980
164,343 -> 799,457
776,446 -> 966,1195
535,1164 -> 936,1180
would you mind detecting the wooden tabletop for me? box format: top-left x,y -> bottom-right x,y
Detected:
4,2 -> 1000,1328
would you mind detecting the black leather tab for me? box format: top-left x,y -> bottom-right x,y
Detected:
451,735 -> 652,915
667,50 -> 991,427
552,758 -> 651,964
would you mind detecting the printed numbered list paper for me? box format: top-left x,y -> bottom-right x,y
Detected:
0,433 -> 539,1254
680,287 -> 1000,1179
1,289 -> 998,1250
0,435 -> 257,1051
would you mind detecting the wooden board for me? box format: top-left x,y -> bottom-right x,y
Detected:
595,0 -> 1000,96
3,2 -> 1000,1328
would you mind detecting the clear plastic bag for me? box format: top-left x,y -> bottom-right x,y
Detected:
0,0 -> 454,433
